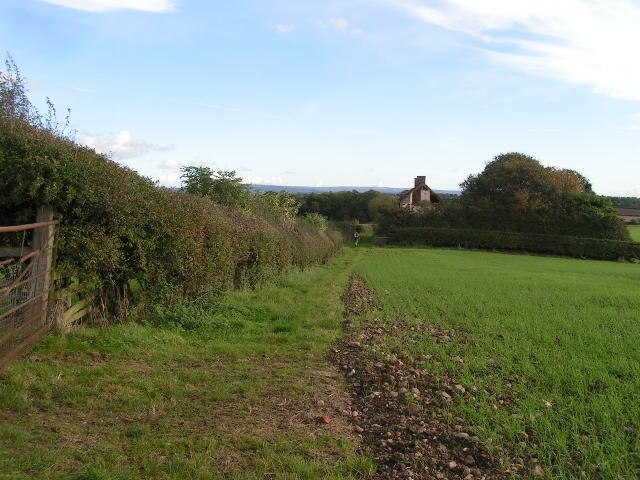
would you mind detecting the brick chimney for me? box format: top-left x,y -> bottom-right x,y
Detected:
414,176 -> 426,188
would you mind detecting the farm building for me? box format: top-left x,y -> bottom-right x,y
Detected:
616,208 -> 640,224
400,176 -> 440,211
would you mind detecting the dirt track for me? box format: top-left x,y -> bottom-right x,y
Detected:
333,274 -> 513,479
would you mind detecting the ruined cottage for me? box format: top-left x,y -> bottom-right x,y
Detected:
399,176 -> 440,211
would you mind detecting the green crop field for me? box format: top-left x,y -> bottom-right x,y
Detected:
629,226 -> 640,242
356,248 -> 640,479
1,246 -> 639,479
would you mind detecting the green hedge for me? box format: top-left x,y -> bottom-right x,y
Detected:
0,120 -> 342,318
388,227 -> 640,261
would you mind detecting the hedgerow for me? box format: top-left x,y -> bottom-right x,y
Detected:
387,227 -> 640,260
0,118 -> 342,319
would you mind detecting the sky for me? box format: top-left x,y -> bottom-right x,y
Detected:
1,0 -> 639,195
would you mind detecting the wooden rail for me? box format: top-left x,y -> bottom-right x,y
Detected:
0,220 -> 59,234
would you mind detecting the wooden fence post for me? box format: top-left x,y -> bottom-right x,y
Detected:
32,206 -> 56,328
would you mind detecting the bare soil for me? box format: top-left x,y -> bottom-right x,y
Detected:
333,274 -> 513,479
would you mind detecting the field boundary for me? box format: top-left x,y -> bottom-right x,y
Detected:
387,226 -> 640,260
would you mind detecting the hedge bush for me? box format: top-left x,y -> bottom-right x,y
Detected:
388,227 -> 640,261
0,119 -> 342,319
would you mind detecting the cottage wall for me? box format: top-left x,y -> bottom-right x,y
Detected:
400,175 -> 439,211
413,188 -> 430,204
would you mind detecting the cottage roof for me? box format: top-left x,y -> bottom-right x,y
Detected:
400,183 -> 441,203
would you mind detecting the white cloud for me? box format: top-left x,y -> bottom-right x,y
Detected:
158,158 -> 188,171
39,0 -> 176,13
329,17 -> 350,31
81,130 -> 174,159
153,171 -> 182,187
321,17 -> 363,35
158,157 -> 216,170
153,158 -> 219,187
380,0 -> 640,101
245,175 -> 285,185
276,24 -> 296,33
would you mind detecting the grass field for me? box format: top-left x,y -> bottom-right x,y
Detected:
629,225 -> 640,242
0,251 -> 373,480
357,248 -> 640,479
1,245 -> 639,479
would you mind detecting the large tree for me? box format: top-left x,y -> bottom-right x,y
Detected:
459,153 -> 628,239
180,167 -> 250,208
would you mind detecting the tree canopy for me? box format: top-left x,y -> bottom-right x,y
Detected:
180,167 -> 250,208
297,190 -> 386,223
459,153 -> 627,239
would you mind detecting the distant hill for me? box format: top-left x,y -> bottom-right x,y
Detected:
250,184 -> 460,196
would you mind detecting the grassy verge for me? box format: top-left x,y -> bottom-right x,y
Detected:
0,250 -> 374,480
629,225 -> 640,242
355,248 -> 640,479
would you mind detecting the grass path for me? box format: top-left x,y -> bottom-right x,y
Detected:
0,249 -> 373,480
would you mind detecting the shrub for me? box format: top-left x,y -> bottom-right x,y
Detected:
304,212 -> 329,232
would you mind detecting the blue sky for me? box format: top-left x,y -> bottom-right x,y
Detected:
1,0 -> 639,195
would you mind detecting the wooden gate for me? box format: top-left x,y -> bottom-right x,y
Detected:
0,207 -> 58,369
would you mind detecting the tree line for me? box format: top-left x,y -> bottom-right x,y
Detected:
606,197 -> 640,209
296,190 -> 397,224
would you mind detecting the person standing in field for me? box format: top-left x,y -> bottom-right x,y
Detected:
353,231 -> 360,247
